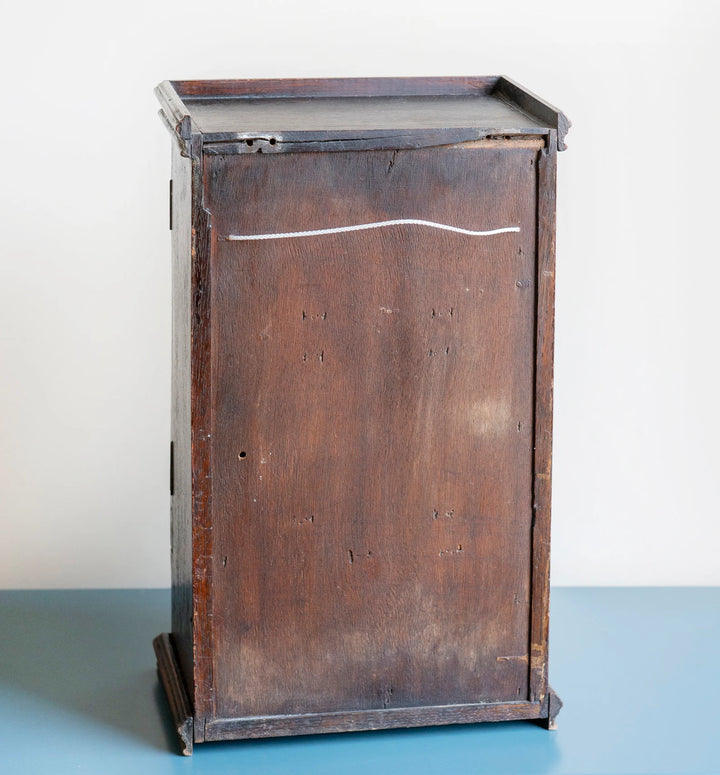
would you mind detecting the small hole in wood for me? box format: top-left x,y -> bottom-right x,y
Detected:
246,139 -> 254,146
269,138 -> 277,145
238,451 -> 247,459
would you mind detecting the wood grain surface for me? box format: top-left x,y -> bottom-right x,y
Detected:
156,76 -> 570,152
169,141 -> 194,698
181,94 -> 547,136
202,145 -> 539,720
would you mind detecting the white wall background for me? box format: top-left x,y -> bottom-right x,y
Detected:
1,0 -> 718,588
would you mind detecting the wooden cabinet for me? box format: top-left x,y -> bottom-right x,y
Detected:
153,77 -> 569,755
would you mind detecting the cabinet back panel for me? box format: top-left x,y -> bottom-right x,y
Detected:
205,146 -> 538,718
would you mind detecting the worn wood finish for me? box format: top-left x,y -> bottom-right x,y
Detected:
204,700 -> 543,741
153,633 -> 193,755
189,132 -> 214,739
154,76 -> 568,754
538,686 -> 564,731
200,129 -> 544,157
529,131 -> 558,704
207,146 -> 537,720
173,95 -> 548,136
494,78 -> 571,152
171,76 -> 500,100
155,76 -> 571,152
169,141 -> 193,695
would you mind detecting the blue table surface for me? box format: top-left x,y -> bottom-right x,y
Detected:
1,587 -> 718,775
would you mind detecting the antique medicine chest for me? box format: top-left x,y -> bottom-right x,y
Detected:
153,77 -> 569,755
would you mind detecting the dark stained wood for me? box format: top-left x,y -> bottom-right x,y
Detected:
167,131 -> 216,741
203,134 -> 549,157
172,76 -> 499,100
175,95 -> 549,136
529,131 -> 558,704
493,78 -> 571,151
206,146 -> 536,720
154,77 -> 570,153
204,700 -> 543,741
200,128 -> 544,156
154,76 -> 568,754
541,686 -> 563,730
189,132 -> 214,742
169,140 -> 193,700
153,633 -> 193,755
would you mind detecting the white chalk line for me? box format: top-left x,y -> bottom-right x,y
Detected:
226,218 -> 520,241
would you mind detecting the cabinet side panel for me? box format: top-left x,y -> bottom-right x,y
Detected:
190,143 -> 214,734
529,133 -> 558,702
170,142 -> 193,697
205,146 -> 538,719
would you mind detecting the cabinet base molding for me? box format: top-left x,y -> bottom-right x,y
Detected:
154,630 -> 562,755
153,633 -> 193,756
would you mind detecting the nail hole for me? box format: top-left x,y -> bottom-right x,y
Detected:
269,137 -> 277,145
245,139 -> 253,146
238,451 -> 247,459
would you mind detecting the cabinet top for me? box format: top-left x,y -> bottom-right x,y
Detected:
156,77 -> 570,155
